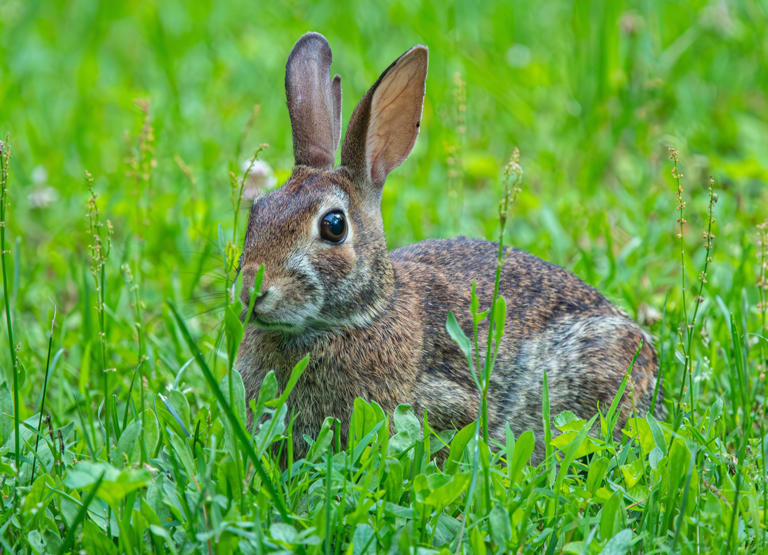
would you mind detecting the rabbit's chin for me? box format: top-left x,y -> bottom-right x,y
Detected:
249,316 -> 304,334
247,308 -> 315,334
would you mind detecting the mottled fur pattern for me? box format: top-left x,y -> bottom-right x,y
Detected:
237,33 -> 661,461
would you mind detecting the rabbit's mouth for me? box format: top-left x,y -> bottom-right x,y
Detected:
249,314 -> 300,333
244,307 -> 309,334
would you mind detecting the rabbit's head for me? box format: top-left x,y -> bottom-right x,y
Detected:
239,33 -> 428,334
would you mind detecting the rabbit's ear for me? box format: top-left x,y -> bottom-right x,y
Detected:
286,33 -> 342,169
341,45 -> 428,196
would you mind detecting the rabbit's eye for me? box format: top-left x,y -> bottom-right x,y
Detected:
319,210 -> 347,243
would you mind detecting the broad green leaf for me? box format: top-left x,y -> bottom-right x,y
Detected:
306,416 -> 336,463
64,461 -> 151,506
252,370 -> 278,420
142,409 -> 160,456
351,420 -> 385,464
22,473 -> 56,524
270,522 -> 298,544
220,368 -> 246,424
413,473 -> 431,503
445,422 -> 475,475
470,526 -> 488,555
389,405 -> 421,455
446,311 -> 471,359
352,524 -> 375,555
149,525 -> 179,555
648,446 -> 664,470
169,433 -> 196,478
645,413 -> 667,455
599,528 -> 633,555
82,520 -> 118,554
223,302 -> 244,369
508,430 -> 535,485
562,541 -> 587,554
587,457 -> 610,495
350,398 -> 379,447
115,420 -> 141,463
28,530 -> 46,553
423,472 -> 470,507
140,498 -> 161,527
433,513 -> 462,547
553,410 -> 580,430
488,504 -> 512,547
551,430 -> 601,458
384,459 -> 404,502
619,458 -> 644,489
493,294 -> 506,342
600,490 -> 623,539
624,417 -> 654,454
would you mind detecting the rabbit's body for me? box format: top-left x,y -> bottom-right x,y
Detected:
237,33 -> 661,461
240,227 -> 658,460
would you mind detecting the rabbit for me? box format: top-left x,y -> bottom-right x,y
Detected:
237,32 -> 661,462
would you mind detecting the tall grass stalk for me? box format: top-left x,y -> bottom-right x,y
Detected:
482,148 -> 523,442
670,149 -> 717,419
726,312 -> 752,552
449,150 -> 523,553
758,220 -> 768,548
227,144 -> 268,296
0,138 -> 19,473
121,263 -> 148,463
126,99 -> 156,235
86,173 -> 113,458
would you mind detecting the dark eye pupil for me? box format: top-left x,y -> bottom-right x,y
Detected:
320,211 -> 346,242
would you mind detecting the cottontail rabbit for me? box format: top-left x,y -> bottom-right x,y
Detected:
237,32 -> 661,461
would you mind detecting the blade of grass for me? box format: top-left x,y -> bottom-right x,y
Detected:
31,309 -> 58,483
167,299 -> 289,521
0,139 -> 20,475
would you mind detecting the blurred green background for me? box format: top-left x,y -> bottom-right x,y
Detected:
1,0 -> 767,368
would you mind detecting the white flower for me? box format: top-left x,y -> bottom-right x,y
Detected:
241,160 -> 276,203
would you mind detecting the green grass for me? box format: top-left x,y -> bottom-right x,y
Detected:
2,0 -> 768,552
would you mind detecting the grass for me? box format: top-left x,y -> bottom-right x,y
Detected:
1,0 -> 768,552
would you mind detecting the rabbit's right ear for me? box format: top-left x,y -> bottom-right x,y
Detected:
286,33 -> 343,170
341,45 -> 428,202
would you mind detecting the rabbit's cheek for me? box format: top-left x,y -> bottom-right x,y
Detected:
311,246 -> 356,288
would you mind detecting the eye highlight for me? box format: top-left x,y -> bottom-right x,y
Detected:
319,210 -> 347,243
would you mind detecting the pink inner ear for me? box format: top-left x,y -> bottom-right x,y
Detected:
366,47 -> 427,186
369,136 -> 393,186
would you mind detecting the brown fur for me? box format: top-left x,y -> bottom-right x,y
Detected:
237,34 -> 662,462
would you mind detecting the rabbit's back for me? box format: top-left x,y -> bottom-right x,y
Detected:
392,237 -> 659,453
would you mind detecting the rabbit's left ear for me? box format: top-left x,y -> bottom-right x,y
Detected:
286,33 -> 343,169
341,45 -> 428,196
